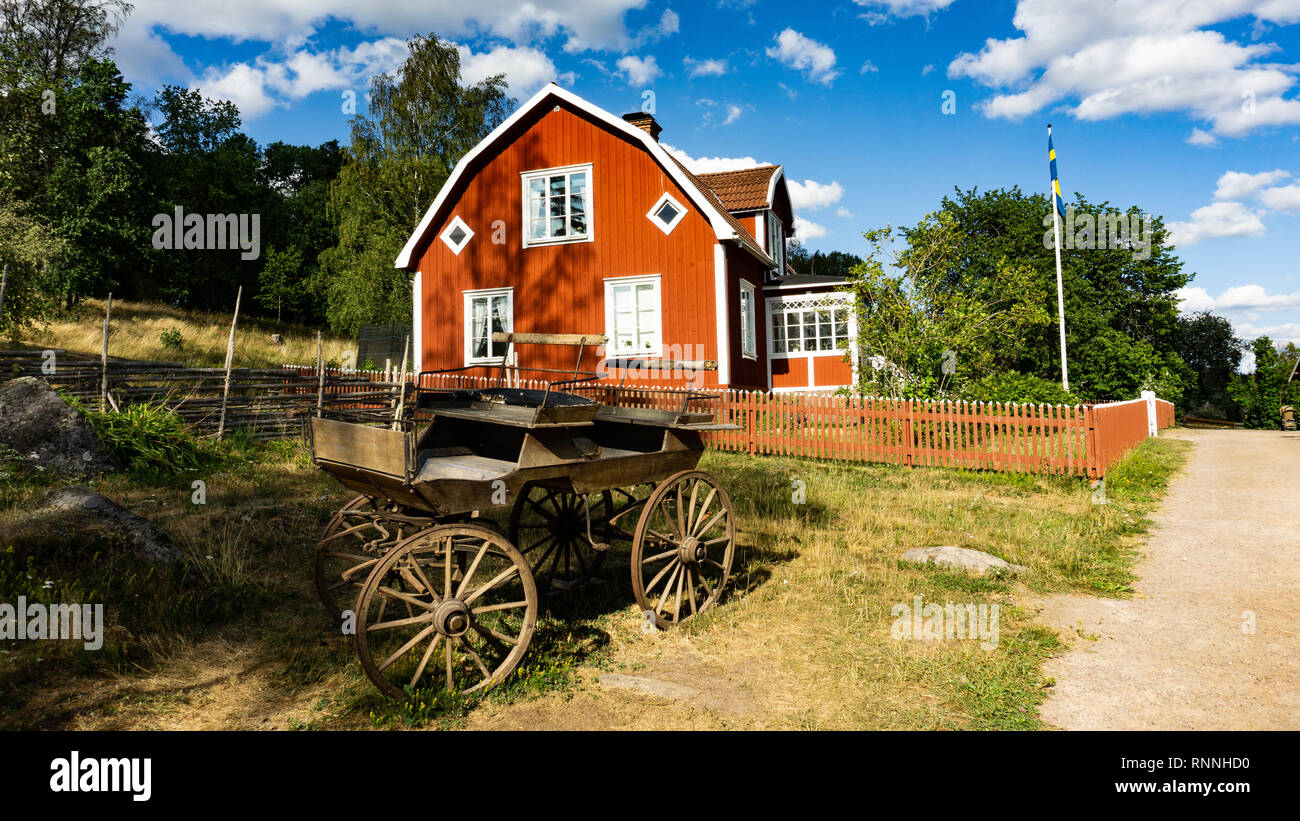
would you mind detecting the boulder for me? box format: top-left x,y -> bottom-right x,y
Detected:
8,486 -> 181,563
901,545 -> 1027,577
0,377 -> 112,476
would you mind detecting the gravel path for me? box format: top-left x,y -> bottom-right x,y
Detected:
1036,428 -> 1300,730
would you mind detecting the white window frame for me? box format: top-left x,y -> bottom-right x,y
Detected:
766,292 -> 854,359
440,215 -> 474,255
767,211 -> 786,276
603,274 -> 664,359
739,280 -> 757,359
521,162 -> 593,248
646,192 -> 686,236
463,287 -> 514,366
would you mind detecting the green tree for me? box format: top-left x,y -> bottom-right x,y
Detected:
1172,311 -> 1243,419
0,193 -> 66,341
1229,337 -> 1291,429
846,215 -> 1051,398
786,242 -> 864,279
846,186 -> 1192,403
318,34 -> 511,335
256,244 -> 303,321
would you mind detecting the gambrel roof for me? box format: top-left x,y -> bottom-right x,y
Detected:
395,83 -> 776,271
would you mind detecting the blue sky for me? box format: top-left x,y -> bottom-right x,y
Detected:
111,0 -> 1300,348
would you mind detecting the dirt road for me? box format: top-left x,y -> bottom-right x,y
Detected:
1036,428 -> 1300,730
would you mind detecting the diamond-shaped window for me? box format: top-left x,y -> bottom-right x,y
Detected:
654,201 -> 679,225
440,216 -> 474,254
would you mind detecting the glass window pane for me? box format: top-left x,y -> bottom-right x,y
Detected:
530,219 -> 546,239
550,217 -> 566,236
569,172 -> 586,193
529,178 -> 545,195
549,196 -> 565,218
549,176 -> 566,196
570,214 -> 587,234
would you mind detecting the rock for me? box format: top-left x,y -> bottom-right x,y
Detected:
270,333 -> 283,344
0,377 -> 112,476
901,545 -> 1027,577
19,486 -> 180,563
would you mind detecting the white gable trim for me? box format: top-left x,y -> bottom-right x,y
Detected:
394,83 -> 773,271
766,166 -> 785,207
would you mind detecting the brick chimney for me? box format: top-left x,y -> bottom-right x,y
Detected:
622,111 -> 663,141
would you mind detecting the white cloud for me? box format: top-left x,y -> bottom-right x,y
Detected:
1216,284 -> 1300,311
684,57 -> 728,77
921,63 -> 935,76
1166,200 -> 1267,246
1186,127 -> 1219,146
1214,169 -> 1290,199
457,44 -> 569,96
787,178 -> 845,211
836,206 -> 854,218
661,144 -> 769,173
1258,183 -> 1300,211
723,104 -> 743,125
191,38 -> 561,120
766,28 -> 840,85
948,0 -> 1300,138
118,0 -> 648,69
793,216 -> 827,239
860,60 -> 879,74
1174,286 -> 1217,313
854,0 -> 958,23
616,55 -> 661,86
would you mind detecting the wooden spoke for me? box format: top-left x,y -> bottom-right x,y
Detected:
314,495 -> 433,621
509,483 -> 624,592
631,471 -> 736,630
355,524 -> 537,699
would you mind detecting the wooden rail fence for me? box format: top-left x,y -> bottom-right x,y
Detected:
3,351 -> 1172,475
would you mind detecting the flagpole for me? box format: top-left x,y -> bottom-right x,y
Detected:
1048,123 -> 1070,392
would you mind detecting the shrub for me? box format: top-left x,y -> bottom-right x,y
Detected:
960,371 -> 1078,405
71,400 -> 210,473
159,327 -> 184,351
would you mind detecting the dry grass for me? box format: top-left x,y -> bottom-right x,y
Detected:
0,429 -> 1189,731
17,298 -> 355,369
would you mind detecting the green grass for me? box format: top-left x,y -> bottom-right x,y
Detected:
0,428 -> 1190,730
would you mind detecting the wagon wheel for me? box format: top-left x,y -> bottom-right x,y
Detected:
631,470 -> 736,630
355,524 -> 537,699
314,495 -> 421,622
509,485 -> 634,591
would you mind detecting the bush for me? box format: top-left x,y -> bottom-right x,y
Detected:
70,400 -> 210,473
159,327 -> 184,351
959,371 -> 1078,405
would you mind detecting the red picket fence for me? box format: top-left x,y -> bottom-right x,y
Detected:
285,367 -> 1175,478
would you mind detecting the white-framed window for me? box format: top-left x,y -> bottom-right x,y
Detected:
463,287 -> 513,366
739,280 -> 757,359
522,163 -> 592,247
767,212 -> 786,276
646,192 -> 686,235
604,275 -> 662,356
440,215 -> 474,255
768,293 -> 852,358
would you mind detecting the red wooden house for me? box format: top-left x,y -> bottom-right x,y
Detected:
394,83 -> 856,392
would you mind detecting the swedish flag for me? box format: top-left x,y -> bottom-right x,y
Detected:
1048,125 -> 1066,218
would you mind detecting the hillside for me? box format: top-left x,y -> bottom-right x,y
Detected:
18,299 -> 358,370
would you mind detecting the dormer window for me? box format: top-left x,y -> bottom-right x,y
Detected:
522,163 -> 592,246
647,192 -> 686,235
767,212 -> 786,277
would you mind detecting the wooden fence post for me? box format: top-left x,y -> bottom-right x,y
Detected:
0,263 -> 9,328
216,286 -> 242,439
393,335 -> 410,430
315,330 -> 324,417
99,293 -> 113,412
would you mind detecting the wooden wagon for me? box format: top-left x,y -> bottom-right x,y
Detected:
309,333 -> 740,698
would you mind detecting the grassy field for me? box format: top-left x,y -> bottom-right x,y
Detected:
16,299 -> 354,370
0,426 -> 1189,730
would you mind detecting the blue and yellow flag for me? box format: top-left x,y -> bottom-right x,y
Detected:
1048,127 -> 1066,218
